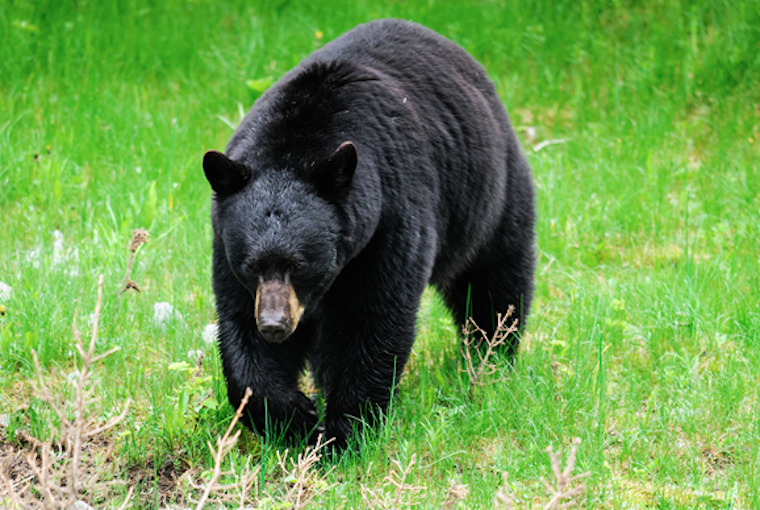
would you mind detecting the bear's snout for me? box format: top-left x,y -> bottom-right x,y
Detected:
255,277 -> 305,343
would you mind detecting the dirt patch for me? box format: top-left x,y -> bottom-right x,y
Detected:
1,424 -> 195,507
124,459 -> 192,507
0,425 -> 124,504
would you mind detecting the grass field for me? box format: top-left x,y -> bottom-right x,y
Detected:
1,0 -> 759,507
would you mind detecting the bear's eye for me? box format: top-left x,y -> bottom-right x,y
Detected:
286,260 -> 305,274
247,260 -> 261,275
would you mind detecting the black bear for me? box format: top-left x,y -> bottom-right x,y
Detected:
203,19 -> 536,449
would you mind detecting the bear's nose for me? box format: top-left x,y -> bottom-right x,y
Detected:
258,310 -> 290,343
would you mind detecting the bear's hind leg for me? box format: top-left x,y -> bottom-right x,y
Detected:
443,251 -> 534,357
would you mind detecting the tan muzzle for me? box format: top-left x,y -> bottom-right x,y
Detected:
254,277 -> 304,343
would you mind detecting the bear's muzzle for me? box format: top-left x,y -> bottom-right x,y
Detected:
254,277 -> 304,343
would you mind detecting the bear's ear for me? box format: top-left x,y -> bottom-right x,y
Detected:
312,141 -> 358,199
203,150 -> 250,196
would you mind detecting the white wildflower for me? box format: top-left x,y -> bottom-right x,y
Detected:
201,323 -> 219,345
0,282 -> 12,300
153,302 -> 184,330
25,247 -> 42,269
51,230 -> 80,276
52,229 -> 65,265
69,501 -> 96,510
67,370 -> 80,386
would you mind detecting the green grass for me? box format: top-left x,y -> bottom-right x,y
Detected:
1,0 -> 759,507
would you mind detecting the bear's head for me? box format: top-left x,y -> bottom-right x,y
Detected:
203,142 -> 358,343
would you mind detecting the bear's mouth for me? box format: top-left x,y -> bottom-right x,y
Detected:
254,277 -> 304,343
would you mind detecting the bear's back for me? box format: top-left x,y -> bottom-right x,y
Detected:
226,19 -> 530,282
314,19 -> 494,92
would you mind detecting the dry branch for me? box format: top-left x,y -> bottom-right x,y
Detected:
493,438 -> 590,510
494,472 -> 514,509
185,394 -> 336,509
461,306 -> 519,387
541,438 -> 590,509
191,387 -> 259,509
115,228 -> 149,311
275,434 -> 336,510
442,482 -> 469,509
361,453 -> 426,509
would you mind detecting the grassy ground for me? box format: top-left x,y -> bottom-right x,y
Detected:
1,0 -> 759,507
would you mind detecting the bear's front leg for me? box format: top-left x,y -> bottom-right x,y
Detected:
218,319 -> 319,443
318,309 -> 418,449
313,256 -> 427,450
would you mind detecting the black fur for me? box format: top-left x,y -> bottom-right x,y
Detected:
205,19 -> 536,449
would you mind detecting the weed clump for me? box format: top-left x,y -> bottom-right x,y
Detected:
0,275 -> 133,509
361,453 -> 426,509
495,438 -> 590,509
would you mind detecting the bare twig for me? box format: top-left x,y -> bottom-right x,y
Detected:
494,472 -> 514,509
70,273 -> 106,495
461,306 -> 519,387
442,482 -> 468,509
275,434 -> 337,510
533,138 -> 568,152
1,466 -> 31,509
115,228 -> 149,311
193,387 -> 258,510
541,438 -> 591,509
493,439 -> 590,510
189,426 -> 335,509
115,486 -> 135,510
362,453 -> 426,509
